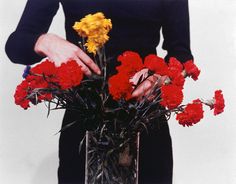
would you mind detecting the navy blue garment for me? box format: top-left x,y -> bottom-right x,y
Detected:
5,0 -> 193,183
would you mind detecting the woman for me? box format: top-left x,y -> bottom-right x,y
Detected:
5,0 -> 193,183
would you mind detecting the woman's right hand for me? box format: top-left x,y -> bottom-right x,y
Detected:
34,33 -> 101,76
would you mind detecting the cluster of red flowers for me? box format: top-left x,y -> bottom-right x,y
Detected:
14,60 -> 83,109
108,51 -> 200,102
175,89 -> 225,127
14,51 -> 225,128
108,52 -> 225,127
144,56 -> 200,88
144,56 -> 200,110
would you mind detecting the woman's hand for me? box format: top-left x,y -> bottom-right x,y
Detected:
34,33 -> 101,76
130,69 -> 167,100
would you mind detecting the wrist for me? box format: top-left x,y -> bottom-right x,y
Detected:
34,33 -> 57,57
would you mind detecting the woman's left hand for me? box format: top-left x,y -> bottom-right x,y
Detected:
130,69 -> 167,100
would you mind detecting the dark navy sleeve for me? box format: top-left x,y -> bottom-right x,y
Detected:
5,0 -> 59,65
162,0 -> 194,62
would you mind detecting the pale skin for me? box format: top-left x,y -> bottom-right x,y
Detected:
34,33 -> 165,99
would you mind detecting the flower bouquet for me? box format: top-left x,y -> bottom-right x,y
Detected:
14,12 -> 225,184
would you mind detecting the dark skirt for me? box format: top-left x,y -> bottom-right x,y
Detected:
58,109 -> 173,184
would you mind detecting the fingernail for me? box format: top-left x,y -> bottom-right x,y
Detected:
97,70 -> 101,75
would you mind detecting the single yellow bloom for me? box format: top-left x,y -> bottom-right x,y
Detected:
73,12 -> 112,54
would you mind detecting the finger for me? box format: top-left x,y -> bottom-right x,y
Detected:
144,88 -> 152,97
74,57 -> 92,76
130,68 -> 149,85
54,62 -> 60,67
144,89 -> 156,101
132,80 -> 152,98
76,49 -> 101,75
137,90 -> 153,101
49,52 -> 75,67
149,74 -> 160,83
48,56 -> 62,67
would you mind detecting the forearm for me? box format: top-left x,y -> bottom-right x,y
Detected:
5,0 -> 59,65
162,0 -> 194,62
5,31 -> 44,65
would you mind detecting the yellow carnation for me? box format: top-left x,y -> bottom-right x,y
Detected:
73,12 -> 112,54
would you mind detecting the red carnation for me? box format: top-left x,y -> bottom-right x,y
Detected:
168,57 -> 183,79
117,51 -> 144,77
171,74 -> 185,88
26,75 -> 49,89
108,72 -> 133,101
14,60 -> 83,109
166,57 -> 185,88
168,57 -> 183,74
176,99 -> 204,127
31,59 -> 57,77
183,60 -> 200,81
14,80 -> 30,109
160,84 -> 183,109
212,90 -> 225,115
57,60 -> 83,90
30,60 -> 58,85
14,75 -> 54,109
38,93 -> 53,101
144,54 -> 168,76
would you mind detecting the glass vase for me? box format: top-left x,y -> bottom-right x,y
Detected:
85,131 -> 140,184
